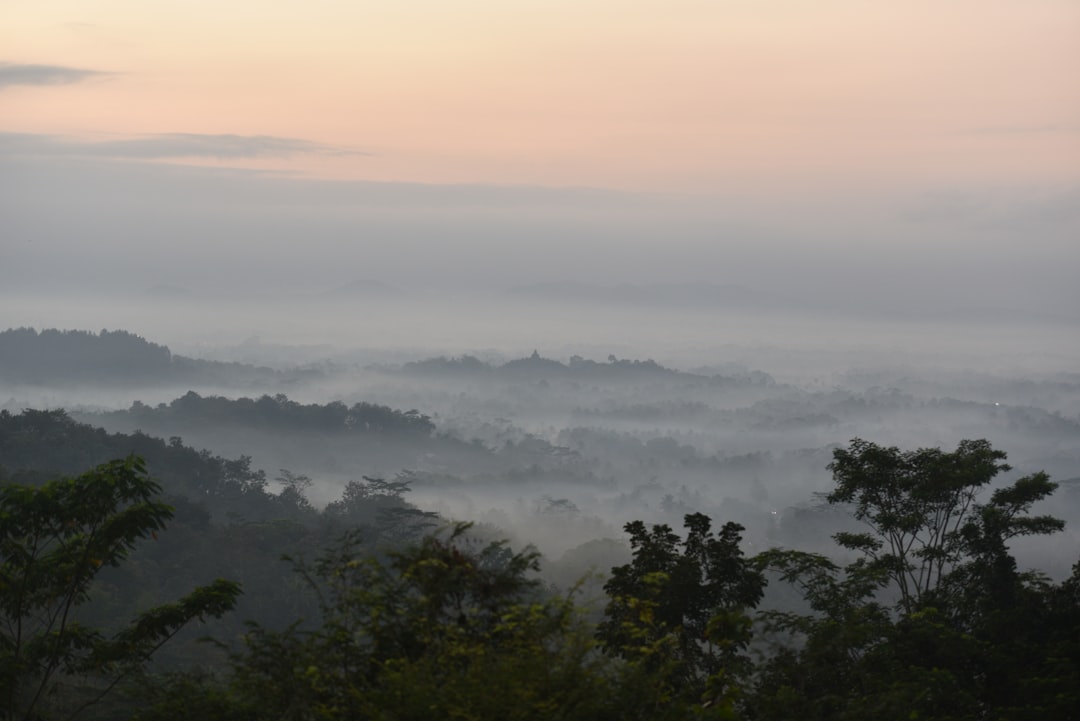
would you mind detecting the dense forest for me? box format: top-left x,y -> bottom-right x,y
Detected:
2,409 -> 1079,720
2,327 -> 1079,719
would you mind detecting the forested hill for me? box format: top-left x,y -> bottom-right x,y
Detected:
399,351 -> 776,386
91,391 -> 437,437
4,415 -> 1078,720
0,407 -> 272,518
0,406 -> 439,539
0,327 -> 313,386
0,407 -> 446,673
74,392 -> 521,482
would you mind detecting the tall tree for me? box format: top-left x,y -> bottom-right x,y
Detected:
826,438 -> 1061,613
598,513 -> 764,702
748,438 -> 1074,721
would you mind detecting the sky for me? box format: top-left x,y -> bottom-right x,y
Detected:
1,1 -> 1078,322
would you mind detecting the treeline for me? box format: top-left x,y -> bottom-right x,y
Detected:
0,408 -> 435,531
399,351 -> 775,386
1,407 -> 274,520
0,328 -> 171,382
80,393 -> 592,485
0,327 -> 303,386
2,424 -> 1079,720
0,409 -> 443,677
104,392 -> 436,437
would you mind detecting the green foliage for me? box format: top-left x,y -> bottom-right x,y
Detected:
138,527 -> 610,721
0,409 -> 272,523
598,514 -> 764,702
0,457 -> 240,721
137,522 -> 758,721
827,438 -> 1014,612
747,438 -> 1078,721
749,549 -> 899,721
4,430 -> 1074,721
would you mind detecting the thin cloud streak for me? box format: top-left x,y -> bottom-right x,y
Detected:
0,131 -> 369,160
0,62 -> 110,88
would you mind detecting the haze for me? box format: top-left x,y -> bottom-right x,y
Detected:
3,0 -> 1078,317
2,0 -> 1079,568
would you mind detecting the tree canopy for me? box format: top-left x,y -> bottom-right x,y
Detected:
2,434 -> 1077,721
0,457 -> 240,721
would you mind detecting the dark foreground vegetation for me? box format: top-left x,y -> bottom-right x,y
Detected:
2,409 -> 1079,720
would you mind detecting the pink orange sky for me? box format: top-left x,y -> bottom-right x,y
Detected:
3,0 -> 1078,192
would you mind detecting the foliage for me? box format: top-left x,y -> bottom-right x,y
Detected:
122,392 -> 435,438
598,513 -> 764,704
137,521 -> 761,721
0,327 -> 287,387
400,350 -> 776,386
0,409 -> 272,522
747,438 -> 1077,721
322,475 -> 439,543
138,527 -> 613,721
0,457 -> 240,721
826,438 -> 1061,613
0,410 -> 455,652
0,328 -> 171,384
4,425 -> 1077,721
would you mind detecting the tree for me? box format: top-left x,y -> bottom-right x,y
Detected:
598,513 -> 764,703
826,437 -> 1061,613
748,547 -> 908,721
322,474 -> 439,543
138,525 -> 632,721
0,456 -> 240,721
138,522 -> 752,721
274,469 -> 315,517
746,438 -> 1075,721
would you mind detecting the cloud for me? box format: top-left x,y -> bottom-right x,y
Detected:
2,146 -> 1077,321
0,62 -> 110,88
0,131 -> 367,160
86,133 -> 368,159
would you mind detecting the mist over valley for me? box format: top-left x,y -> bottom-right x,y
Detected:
3,3 -> 1078,714
3,314 -> 1076,577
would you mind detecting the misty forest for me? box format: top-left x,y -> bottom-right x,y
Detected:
1,321 -> 1078,721
5,0 -> 1079,718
